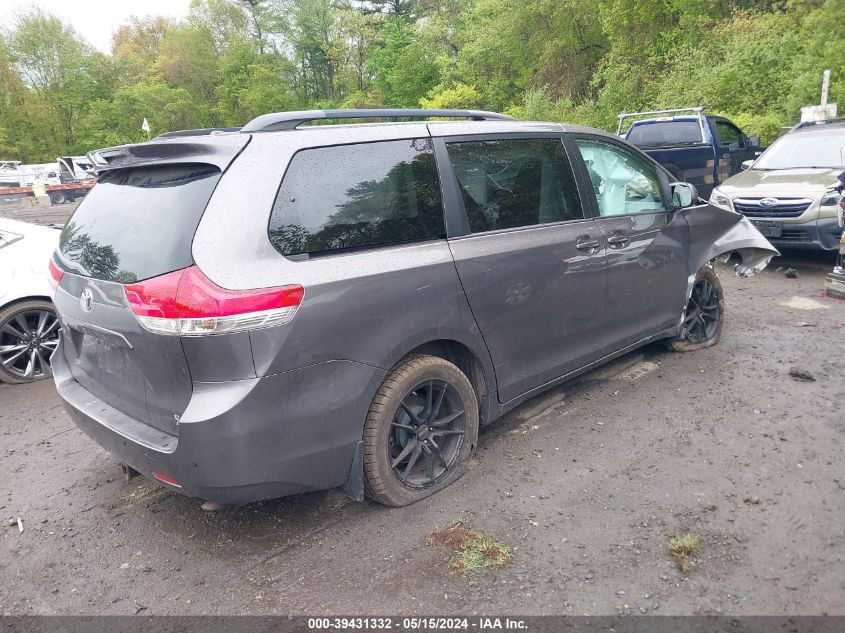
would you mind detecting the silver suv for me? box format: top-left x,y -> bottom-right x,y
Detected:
709,120 -> 845,251
50,109 -> 777,507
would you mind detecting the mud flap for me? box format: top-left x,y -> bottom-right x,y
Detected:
341,440 -> 365,502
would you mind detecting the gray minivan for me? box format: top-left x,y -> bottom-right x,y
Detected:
50,109 -> 777,507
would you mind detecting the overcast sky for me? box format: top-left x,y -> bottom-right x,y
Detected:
1,0 -> 193,53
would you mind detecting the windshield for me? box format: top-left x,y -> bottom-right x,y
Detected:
626,121 -> 703,147
754,130 -> 845,170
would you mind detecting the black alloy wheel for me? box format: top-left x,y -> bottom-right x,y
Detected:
389,379 -> 467,489
667,266 -> 724,352
683,275 -> 722,344
363,355 -> 479,507
0,301 -> 60,384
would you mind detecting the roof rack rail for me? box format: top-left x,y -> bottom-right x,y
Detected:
789,118 -> 845,132
240,108 -> 514,133
154,127 -> 242,140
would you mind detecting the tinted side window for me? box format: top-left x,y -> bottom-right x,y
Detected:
269,139 -> 444,257
715,121 -> 743,147
446,138 -> 582,234
575,139 -> 667,216
59,164 -> 221,283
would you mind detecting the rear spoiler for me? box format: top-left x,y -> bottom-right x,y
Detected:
86,134 -> 250,175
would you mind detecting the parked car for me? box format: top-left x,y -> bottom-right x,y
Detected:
787,117 -> 845,133
0,218 -> 61,384
619,108 -> 761,199
49,109 -> 777,507
708,120 -> 845,252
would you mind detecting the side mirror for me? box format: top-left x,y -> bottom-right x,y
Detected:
741,159 -> 754,171
748,136 -> 760,148
671,182 -> 698,209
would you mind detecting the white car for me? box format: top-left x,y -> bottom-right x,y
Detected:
0,218 -> 61,384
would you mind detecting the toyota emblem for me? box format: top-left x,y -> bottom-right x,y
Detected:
79,288 -> 93,312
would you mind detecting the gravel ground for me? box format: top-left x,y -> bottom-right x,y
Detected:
0,200 -> 77,226
0,225 -> 843,615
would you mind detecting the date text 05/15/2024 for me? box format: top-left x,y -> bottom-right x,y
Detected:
307,617 -> 527,630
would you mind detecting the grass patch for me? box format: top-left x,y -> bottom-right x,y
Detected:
427,519 -> 512,574
668,532 -> 701,573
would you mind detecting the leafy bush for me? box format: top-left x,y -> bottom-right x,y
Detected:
725,113 -> 787,146
420,83 -> 482,110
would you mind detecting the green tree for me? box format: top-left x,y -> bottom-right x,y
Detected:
154,25 -> 221,105
6,8 -> 105,151
111,16 -> 171,83
420,82 -> 480,109
278,0 -> 347,102
215,39 -> 300,124
79,82 -> 205,147
0,38 -> 63,161
336,6 -> 382,95
0,0 -> 842,161
785,0 -> 845,118
369,16 -> 439,106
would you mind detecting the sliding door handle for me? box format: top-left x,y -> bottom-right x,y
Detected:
575,237 -> 601,252
607,234 -> 630,249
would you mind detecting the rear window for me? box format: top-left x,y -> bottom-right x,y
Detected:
58,164 -> 220,283
626,121 -> 703,147
268,139 -> 444,257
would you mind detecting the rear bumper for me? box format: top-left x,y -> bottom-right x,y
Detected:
767,216 -> 842,251
53,335 -> 386,504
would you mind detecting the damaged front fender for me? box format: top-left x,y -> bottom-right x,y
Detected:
679,204 -> 779,278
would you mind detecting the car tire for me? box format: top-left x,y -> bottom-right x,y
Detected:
0,299 -> 61,385
49,191 -> 67,205
666,266 -> 724,352
363,355 -> 479,507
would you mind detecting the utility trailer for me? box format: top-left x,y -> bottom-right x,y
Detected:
0,181 -> 95,205
0,158 -> 95,205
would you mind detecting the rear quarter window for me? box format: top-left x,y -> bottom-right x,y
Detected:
268,139 -> 445,258
59,163 -> 220,283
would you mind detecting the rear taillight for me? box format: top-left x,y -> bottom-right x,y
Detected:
48,258 -> 64,296
124,266 -> 303,336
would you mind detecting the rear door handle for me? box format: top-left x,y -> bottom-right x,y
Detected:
575,236 -> 601,252
607,234 -> 630,249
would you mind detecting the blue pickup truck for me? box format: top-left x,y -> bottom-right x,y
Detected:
618,108 -> 761,199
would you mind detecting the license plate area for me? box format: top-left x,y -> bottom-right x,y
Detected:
66,320 -> 133,350
751,220 -> 782,238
